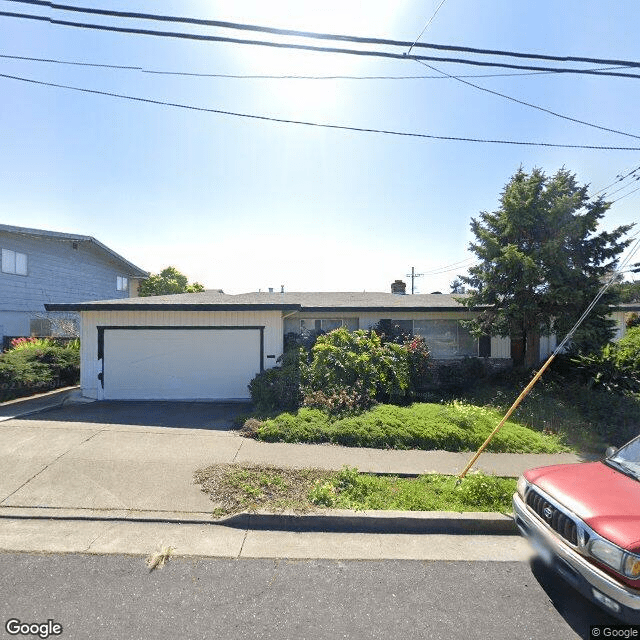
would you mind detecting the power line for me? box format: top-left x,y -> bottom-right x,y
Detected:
7,0 -> 640,71
0,52 -> 631,81
611,185 -> 640,203
414,60 -> 640,140
3,10 -> 640,80
602,176 -> 640,198
592,164 -> 640,196
3,71 -> 640,150
420,258 -> 476,275
407,0 -> 449,55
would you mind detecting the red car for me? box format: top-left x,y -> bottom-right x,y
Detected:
513,435 -> 640,623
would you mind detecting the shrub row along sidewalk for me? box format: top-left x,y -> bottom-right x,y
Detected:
194,464 -> 517,517
244,402 -> 568,454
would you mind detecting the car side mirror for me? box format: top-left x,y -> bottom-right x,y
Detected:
605,446 -> 618,458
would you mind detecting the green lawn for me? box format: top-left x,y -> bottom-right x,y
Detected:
247,401 -> 569,454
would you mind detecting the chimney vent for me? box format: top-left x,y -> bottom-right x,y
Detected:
268,287 -> 274,293
391,280 -> 406,295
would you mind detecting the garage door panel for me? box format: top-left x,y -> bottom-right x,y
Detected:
103,329 -> 261,400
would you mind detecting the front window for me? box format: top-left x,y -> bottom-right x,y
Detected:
116,276 -> 129,292
299,318 -> 358,334
30,318 -> 52,337
413,319 -> 477,358
2,249 -> 27,275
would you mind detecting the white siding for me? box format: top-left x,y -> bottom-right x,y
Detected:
539,334 -> 557,361
490,336 -> 511,359
79,309 -> 282,399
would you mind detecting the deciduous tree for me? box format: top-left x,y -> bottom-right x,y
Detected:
138,266 -> 204,297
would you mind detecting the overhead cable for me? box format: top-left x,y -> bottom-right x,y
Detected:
415,60 -> 640,140
407,0 -> 449,55
3,71 -> 640,151
611,185 -> 640,203
592,164 -> 640,196
6,0 -> 640,71
0,53 -> 631,81
3,10 -> 640,80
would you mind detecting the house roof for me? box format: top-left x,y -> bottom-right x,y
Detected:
45,290 -> 471,312
0,223 -> 149,278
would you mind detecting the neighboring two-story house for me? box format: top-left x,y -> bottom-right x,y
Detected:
0,224 -> 148,346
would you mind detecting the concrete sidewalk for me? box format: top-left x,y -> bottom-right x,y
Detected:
0,393 -> 587,560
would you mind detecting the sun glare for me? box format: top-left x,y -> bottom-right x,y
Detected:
196,1 -> 410,115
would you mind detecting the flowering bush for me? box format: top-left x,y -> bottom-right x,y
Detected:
10,337 -> 51,350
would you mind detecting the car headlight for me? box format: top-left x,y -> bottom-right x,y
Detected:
516,475 -> 529,498
588,539 -> 640,579
590,539 -> 624,571
623,552 -> 640,579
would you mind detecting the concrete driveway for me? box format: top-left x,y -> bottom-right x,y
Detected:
16,400 -> 253,431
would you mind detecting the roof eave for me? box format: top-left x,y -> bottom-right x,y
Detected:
45,303 -> 302,312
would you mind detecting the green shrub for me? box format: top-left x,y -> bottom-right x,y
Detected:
422,358 -> 490,395
570,326 -> 640,395
301,328 -> 411,414
0,339 -> 80,402
248,355 -> 302,414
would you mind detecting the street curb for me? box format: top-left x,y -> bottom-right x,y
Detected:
221,510 -> 517,535
0,506 -> 517,535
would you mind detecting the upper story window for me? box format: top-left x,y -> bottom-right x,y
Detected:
116,276 -> 129,292
1,249 -> 28,275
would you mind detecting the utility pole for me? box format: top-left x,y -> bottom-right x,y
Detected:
405,267 -> 424,294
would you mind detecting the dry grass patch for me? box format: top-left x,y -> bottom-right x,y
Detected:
194,464 -> 334,517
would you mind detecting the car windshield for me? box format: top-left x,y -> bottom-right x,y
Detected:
608,436 -> 640,479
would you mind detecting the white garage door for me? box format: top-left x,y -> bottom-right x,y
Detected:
102,328 -> 261,400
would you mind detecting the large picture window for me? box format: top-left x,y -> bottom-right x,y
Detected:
413,319 -> 477,358
299,318 -> 358,334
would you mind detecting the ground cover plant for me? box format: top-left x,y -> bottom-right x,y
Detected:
193,464 -> 516,516
0,338 -> 80,402
462,374 -> 640,451
243,401 -> 568,454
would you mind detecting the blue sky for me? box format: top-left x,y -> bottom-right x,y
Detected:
1,0 -> 638,294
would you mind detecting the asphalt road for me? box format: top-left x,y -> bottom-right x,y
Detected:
0,553 -> 620,640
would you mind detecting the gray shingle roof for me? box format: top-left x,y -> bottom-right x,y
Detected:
45,290 -> 470,312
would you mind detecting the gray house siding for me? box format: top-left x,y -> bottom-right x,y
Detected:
0,230 -> 146,341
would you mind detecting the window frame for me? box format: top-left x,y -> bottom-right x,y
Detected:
1,249 -> 28,276
116,275 -> 129,292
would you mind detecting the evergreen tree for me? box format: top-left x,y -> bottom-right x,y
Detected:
459,167 -> 633,367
